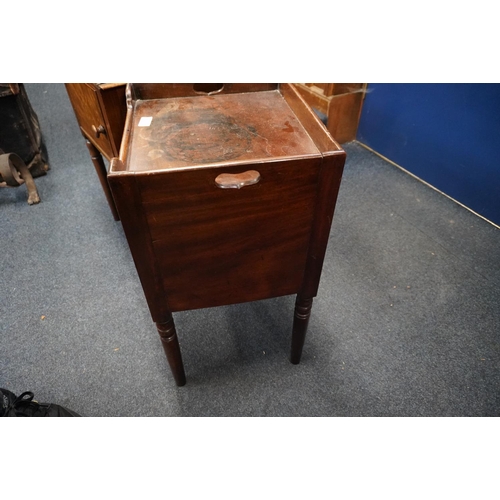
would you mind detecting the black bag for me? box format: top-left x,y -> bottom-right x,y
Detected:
1,388 -> 80,417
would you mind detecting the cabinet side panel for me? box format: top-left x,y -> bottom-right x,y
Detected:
280,83 -> 342,153
133,83 -> 278,100
299,152 -> 346,298
107,173 -> 170,322
98,84 -> 127,157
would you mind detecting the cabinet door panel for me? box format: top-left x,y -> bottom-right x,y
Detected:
139,159 -> 321,311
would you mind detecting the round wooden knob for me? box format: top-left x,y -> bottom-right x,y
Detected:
92,124 -> 106,138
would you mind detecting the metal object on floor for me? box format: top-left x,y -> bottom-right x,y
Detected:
0,83 -> 49,179
0,150 -> 41,204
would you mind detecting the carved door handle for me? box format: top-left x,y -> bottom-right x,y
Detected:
215,170 -> 261,189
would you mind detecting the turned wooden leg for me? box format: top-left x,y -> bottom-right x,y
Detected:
156,314 -> 186,386
290,296 -> 314,364
85,139 -> 120,221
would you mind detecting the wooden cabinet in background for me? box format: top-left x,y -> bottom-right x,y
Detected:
294,83 -> 367,143
65,83 -> 127,220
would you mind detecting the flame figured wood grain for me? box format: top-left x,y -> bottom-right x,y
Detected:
139,158 -> 320,312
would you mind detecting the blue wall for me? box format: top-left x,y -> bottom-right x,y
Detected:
356,84 -> 500,226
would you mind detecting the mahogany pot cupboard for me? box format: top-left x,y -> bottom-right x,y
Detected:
66,83 -> 346,386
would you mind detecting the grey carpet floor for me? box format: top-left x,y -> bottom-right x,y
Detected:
1,83 -> 499,417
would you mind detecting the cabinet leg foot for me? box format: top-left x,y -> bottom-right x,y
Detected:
156,315 -> 186,386
290,296 -> 313,364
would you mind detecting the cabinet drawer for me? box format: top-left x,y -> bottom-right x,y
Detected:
66,83 -> 125,159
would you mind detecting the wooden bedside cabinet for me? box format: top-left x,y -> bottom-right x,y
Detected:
65,83 -> 127,220
107,83 -> 346,386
